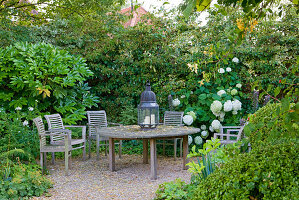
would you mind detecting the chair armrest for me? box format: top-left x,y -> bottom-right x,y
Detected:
48,129 -> 72,134
41,132 -> 68,136
63,125 -> 86,139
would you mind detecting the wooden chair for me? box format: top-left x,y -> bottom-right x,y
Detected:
87,110 -> 122,160
158,111 -> 184,160
33,117 -> 71,175
213,126 -> 245,145
44,114 -> 86,164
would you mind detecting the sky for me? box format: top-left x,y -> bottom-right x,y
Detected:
129,0 -> 211,26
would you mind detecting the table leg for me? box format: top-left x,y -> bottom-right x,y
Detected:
143,139 -> 148,164
109,138 -> 115,171
182,135 -> 189,170
150,139 -> 157,180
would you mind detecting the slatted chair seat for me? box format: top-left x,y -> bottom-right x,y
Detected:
87,110 -> 122,160
157,111 -> 184,160
214,126 -> 244,145
44,114 -> 86,164
33,117 -> 71,175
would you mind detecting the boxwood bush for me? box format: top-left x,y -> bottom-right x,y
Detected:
192,139 -> 298,199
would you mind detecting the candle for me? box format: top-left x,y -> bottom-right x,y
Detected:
151,114 -> 155,125
144,116 -> 150,127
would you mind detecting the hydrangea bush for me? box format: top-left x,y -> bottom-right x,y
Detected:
174,57 -> 247,146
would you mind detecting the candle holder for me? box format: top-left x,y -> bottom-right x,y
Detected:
138,81 -> 159,130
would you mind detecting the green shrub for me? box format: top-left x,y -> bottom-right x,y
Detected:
155,179 -> 196,200
0,42 -> 98,124
0,162 -> 52,199
245,100 -> 298,147
192,139 -> 299,200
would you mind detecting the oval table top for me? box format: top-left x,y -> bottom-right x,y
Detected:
96,125 -> 201,139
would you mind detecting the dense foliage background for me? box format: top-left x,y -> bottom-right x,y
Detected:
0,0 -> 298,198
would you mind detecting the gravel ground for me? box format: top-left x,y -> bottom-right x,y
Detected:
32,154 -> 191,200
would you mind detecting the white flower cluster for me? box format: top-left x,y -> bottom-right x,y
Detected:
224,100 -> 233,112
232,57 -> 239,63
28,107 -> 34,111
194,136 -> 203,145
23,120 -> 28,126
232,99 -> 242,115
200,125 -> 206,130
211,120 -> 222,132
172,98 -> 180,107
201,130 -> 209,138
188,135 -> 193,145
218,67 -> 232,74
218,68 -> 225,73
187,111 -> 196,120
231,89 -> 238,95
210,100 -> 222,117
183,115 -> 193,125
236,83 -> 242,88
15,107 -> 22,111
217,90 -> 226,97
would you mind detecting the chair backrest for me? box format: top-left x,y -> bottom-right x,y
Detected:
164,111 -> 184,126
44,114 -> 64,143
87,111 -> 108,136
33,117 -> 46,148
214,126 -> 244,144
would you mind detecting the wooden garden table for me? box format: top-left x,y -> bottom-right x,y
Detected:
96,125 -> 200,180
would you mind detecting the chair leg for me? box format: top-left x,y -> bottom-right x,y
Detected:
105,140 -> 108,156
43,152 -> 47,169
174,139 -> 177,160
51,152 -> 55,164
180,138 -> 183,158
163,140 -> 166,155
96,134 -> 100,161
65,150 -> 69,176
69,151 -> 72,169
119,140 -> 122,159
88,137 -> 91,159
83,142 -> 86,161
40,152 -> 44,174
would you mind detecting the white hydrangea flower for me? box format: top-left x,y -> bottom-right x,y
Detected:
226,67 -> 232,72
181,95 -> 186,99
232,57 -> 239,63
201,131 -> 209,138
236,83 -> 242,88
183,115 -> 194,126
172,98 -> 180,107
211,120 -> 222,130
232,110 -> 238,115
187,111 -> 196,120
190,91 -> 193,94
231,89 -> 238,95
28,107 -> 34,111
218,68 -> 225,74
15,107 -> 22,111
188,135 -> 193,145
217,90 -> 226,97
224,100 -> 233,112
23,120 -> 28,126
194,136 -> 203,145
209,126 -> 214,132
200,125 -> 207,130
210,100 -> 222,114
232,99 -> 242,111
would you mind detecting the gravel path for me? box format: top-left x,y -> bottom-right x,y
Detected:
33,154 -> 191,200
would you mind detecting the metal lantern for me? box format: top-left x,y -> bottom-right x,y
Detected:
138,82 -> 159,129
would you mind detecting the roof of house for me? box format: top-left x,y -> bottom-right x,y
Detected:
120,6 -> 149,27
